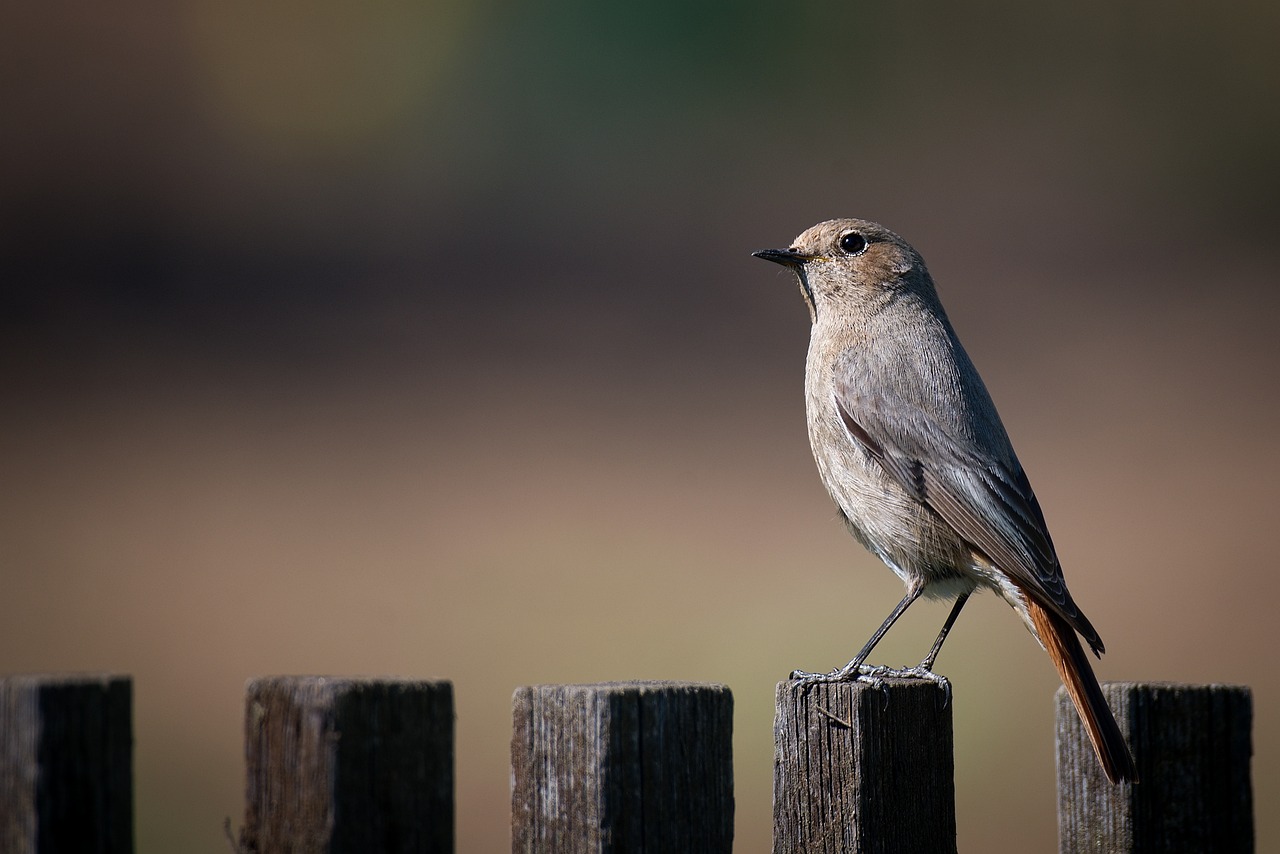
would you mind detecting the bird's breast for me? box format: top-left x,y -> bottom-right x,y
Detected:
803,346 -> 973,589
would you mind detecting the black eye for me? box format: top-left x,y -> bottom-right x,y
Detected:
839,232 -> 868,255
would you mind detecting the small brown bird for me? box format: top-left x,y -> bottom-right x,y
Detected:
754,218 -> 1136,784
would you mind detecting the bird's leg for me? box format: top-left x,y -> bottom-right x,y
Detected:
791,589 -> 972,705
850,591 -> 972,703
790,587 -> 924,683
917,590 -> 970,672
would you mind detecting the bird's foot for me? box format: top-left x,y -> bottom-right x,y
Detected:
865,663 -> 952,704
788,662 -> 951,704
790,665 -> 887,693
790,663 -> 882,683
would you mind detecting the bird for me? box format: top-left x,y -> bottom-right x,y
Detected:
753,218 -> 1137,784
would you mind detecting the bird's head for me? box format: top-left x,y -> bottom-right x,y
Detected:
753,218 -> 932,322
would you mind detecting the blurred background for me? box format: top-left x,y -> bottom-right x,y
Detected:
3,1 -> 1278,850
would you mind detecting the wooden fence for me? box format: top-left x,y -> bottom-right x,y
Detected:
0,673 -> 1253,853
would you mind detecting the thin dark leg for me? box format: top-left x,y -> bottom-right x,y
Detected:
788,587 -> 927,681
833,587 -> 926,678
918,591 -> 971,671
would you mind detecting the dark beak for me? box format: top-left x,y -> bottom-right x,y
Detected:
752,248 -> 809,268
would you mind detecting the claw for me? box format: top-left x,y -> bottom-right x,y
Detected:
787,663 -> 952,705
867,664 -> 952,705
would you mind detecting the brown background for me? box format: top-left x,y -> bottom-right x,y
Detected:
3,2 -> 1278,851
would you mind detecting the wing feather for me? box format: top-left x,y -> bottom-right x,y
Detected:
834,390 -> 1103,654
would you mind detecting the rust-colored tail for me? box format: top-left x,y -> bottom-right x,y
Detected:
1027,599 -> 1137,783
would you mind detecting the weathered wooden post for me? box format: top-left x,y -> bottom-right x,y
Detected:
511,681 -> 734,853
239,676 -> 454,854
773,677 -> 956,854
0,673 -> 133,854
1056,681 -> 1253,853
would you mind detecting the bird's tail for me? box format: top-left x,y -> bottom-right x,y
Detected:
1027,598 -> 1138,784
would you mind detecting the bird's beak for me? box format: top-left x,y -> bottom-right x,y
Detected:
752,248 -> 810,268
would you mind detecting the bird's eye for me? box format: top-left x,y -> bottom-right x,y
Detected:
839,232 -> 868,255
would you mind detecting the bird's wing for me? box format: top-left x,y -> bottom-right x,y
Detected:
833,384 -> 1104,655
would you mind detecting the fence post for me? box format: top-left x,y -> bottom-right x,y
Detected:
773,677 -> 955,854
0,673 -> 133,854
511,681 -> 734,853
239,676 -> 454,854
1056,681 -> 1253,853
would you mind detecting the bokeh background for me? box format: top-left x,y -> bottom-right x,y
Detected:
3,2 -> 1278,851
